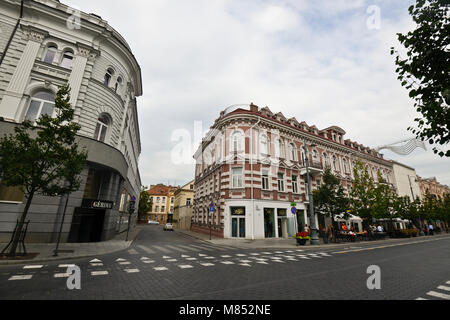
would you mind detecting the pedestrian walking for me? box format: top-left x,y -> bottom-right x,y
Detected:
428,224 -> 434,236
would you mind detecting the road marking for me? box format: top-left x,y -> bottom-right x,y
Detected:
297,256 -> 311,260
239,264 -> 251,267
90,263 -> 104,267
176,245 -> 200,252
152,245 -> 172,253
188,244 -> 214,251
261,252 -> 272,255
141,257 -> 150,260
221,255 -> 232,258
319,253 -> 332,257
90,259 -> 102,263
236,254 -> 247,257
163,256 -> 172,259
116,258 -> 126,262
437,286 -> 450,292
239,260 -> 253,264
9,275 -> 33,281
249,253 -> 260,256
137,245 -> 156,254
199,254 -> 208,257
181,255 -> 191,258
23,265 -> 43,270
221,261 -> 234,265
58,264 -> 75,268
124,269 -> 140,273
186,258 -> 197,261
119,262 -> 131,265
273,260 -> 285,263
200,263 -> 215,267
178,265 -> 194,269
205,256 -> 215,259
128,249 -> 139,255
415,298 -> 428,300
154,267 -> 168,271
257,262 -> 269,265
54,273 -> 71,278
91,271 -> 109,276
142,260 -> 155,264
446,281 -> 450,285
164,245 -> 186,252
167,259 -> 178,262
426,291 -> 450,300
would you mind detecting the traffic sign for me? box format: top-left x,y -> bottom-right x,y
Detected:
291,207 -> 297,215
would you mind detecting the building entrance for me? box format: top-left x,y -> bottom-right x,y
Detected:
264,208 -> 275,238
69,208 -> 105,243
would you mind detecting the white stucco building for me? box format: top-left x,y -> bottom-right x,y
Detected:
0,0 -> 142,243
391,161 -> 422,201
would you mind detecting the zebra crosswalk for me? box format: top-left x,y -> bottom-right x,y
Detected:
3,249 -> 336,282
416,281 -> 450,300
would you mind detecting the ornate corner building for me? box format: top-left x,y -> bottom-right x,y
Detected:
0,0 -> 142,243
192,104 -> 396,239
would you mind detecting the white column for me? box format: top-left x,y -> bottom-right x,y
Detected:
0,27 -> 46,121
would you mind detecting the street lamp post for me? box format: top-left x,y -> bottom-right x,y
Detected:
303,139 -> 320,245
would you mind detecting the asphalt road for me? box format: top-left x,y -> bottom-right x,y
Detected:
0,225 -> 449,301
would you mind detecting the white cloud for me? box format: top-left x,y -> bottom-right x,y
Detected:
63,0 -> 450,187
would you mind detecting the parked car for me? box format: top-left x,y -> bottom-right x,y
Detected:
148,220 -> 159,225
164,223 -> 174,231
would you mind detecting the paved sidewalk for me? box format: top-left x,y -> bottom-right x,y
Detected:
0,226 -> 142,266
176,228 -> 450,250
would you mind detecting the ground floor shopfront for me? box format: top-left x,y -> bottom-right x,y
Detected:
0,127 -> 141,244
222,200 -> 320,240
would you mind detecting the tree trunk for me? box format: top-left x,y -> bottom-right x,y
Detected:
8,191 -> 34,256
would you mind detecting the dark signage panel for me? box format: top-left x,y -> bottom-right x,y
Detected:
82,199 -> 114,210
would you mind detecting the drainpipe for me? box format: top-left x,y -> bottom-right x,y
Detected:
250,115 -> 261,240
0,0 -> 25,68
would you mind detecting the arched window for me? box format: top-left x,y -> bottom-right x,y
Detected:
312,150 -> 319,163
333,155 -> 338,171
115,77 -> 123,93
60,50 -> 74,68
323,153 -> 329,168
104,68 -> 115,87
274,139 -> 284,159
343,158 -> 348,173
43,45 -> 57,64
259,134 -> 268,155
94,114 -> 111,142
230,131 -> 244,152
25,90 -> 55,123
289,143 -> 296,161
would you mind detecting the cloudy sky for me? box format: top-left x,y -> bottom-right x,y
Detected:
65,0 -> 450,187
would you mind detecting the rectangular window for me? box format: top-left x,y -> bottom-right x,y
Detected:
161,206 -> 165,213
292,175 -> 298,194
232,167 -> 243,188
262,169 -> 269,190
155,206 -> 159,213
278,173 -> 285,192
186,198 -> 192,206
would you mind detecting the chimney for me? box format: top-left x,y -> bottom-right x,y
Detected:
250,103 -> 259,113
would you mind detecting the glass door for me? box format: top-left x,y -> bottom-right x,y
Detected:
264,208 -> 275,238
232,217 -> 246,238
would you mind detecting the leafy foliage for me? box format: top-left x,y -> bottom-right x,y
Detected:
391,0 -> 450,157
0,84 -> 87,255
138,187 -> 152,221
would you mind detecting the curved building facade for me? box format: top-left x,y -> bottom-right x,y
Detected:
0,0 -> 142,243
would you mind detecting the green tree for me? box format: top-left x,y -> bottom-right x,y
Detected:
138,187 -> 152,221
349,160 -> 377,224
391,0 -> 450,157
0,84 -> 87,256
313,167 -> 349,225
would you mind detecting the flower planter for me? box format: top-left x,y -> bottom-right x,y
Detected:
296,238 -> 308,246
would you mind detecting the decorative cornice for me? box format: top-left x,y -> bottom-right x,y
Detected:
21,25 -> 49,43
